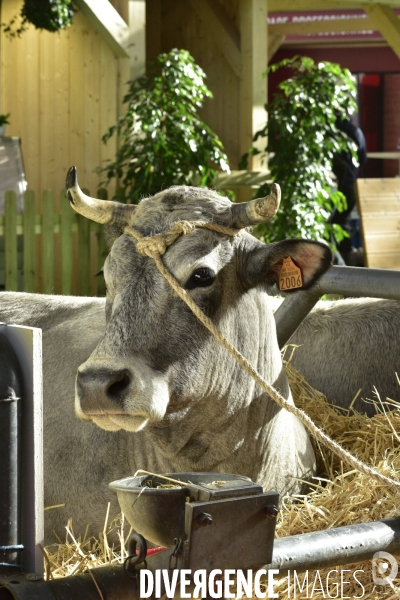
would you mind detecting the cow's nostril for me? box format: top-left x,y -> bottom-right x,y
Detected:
106,371 -> 131,399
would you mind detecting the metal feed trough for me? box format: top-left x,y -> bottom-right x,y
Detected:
2,265 -> 400,599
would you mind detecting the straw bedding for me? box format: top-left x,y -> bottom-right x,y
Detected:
44,357 -> 400,598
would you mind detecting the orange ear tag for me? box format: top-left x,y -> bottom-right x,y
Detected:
279,257 -> 303,291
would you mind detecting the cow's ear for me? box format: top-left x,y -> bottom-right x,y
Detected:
245,239 -> 333,291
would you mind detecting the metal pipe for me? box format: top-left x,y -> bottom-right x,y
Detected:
2,518 -> 400,598
0,565 -> 138,600
274,287 -> 320,350
0,334 -> 23,568
0,547 -> 173,600
267,516 -> 400,573
275,265 -> 400,348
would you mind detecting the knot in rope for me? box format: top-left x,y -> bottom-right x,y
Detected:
127,221 -> 195,258
125,220 -> 241,259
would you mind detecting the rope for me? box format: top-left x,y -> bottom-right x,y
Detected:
128,221 -> 241,259
124,221 -> 400,492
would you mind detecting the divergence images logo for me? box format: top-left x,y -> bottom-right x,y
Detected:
372,551 -> 398,585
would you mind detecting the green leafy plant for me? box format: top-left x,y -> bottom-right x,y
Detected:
2,0 -> 74,37
0,114 -> 10,126
241,56 -> 358,244
100,48 -> 230,203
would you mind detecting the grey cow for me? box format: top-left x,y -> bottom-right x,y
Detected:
0,171 -> 332,542
284,297 -> 400,415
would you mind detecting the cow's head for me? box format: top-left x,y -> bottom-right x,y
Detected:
66,167 -> 332,435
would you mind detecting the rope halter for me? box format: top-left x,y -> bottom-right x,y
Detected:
125,220 -> 242,259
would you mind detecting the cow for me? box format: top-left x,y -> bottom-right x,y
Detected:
283,296 -> 400,415
0,168 -> 334,542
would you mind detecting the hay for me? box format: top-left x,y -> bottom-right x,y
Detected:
45,362 -> 400,598
43,508 -> 132,579
271,360 -> 400,599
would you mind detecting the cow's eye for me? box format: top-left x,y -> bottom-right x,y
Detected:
186,268 -> 216,289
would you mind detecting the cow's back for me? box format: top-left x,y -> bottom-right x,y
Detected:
281,297 -> 400,414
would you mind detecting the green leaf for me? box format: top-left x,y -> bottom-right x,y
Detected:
251,55 -> 358,246
98,49 -> 230,202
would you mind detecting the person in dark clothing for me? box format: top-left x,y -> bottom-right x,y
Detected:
330,115 -> 367,265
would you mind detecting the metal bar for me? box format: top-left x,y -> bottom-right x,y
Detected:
267,516 -> 400,573
275,265 -> 400,348
0,549 -> 172,600
3,517 -> 400,597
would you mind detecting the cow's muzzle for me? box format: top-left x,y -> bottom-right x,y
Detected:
75,360 -> 169,432
77,367 -> 132,410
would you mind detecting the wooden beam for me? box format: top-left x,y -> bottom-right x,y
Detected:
268,33 -> 284,62
363,3 -> 400,59
127,0 -> 146,80
187,0 -> 241,78
269,0 -> 359,10
146,0 -> 162,64
269,0 -> 400,10
341,0 -> 400,4
270,15 -> 376,36
108,0 -> 130,24
239,0 -> 268,171
73,0 -> 129,58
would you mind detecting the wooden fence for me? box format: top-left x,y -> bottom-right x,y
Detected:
0,189 -> 108,296
0,171 -> 271,296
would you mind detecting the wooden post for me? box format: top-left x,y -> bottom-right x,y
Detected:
146,0 -> 162,65
5,191 -> 18,292
42,190 -> 54,294
96,188 -> 109,297
239,0 -> 268,172
128,0 -> 146,81
23,191 -> 36,294
61,191 -> 73,296
78,189 -> 91,296
363,3 -> 400,60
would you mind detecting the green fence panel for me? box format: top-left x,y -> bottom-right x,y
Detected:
96,187 -> 108,296
5,191 -> 17,291
23,190 -> 36,293
61,190 -> 73,295
78,188 -> 91,296
42,190 -> 54,294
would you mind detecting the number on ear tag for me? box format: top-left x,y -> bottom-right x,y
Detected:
279,257 -> 303,291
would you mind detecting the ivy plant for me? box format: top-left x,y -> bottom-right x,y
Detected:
1,0 -> 75,38
100,48 -> 230,203
241,56 -> 358,245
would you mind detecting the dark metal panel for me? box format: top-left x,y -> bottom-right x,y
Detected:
0,334 -> 23,567
184,492 -> 279,571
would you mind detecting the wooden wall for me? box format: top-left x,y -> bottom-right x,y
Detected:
1,0 -> 119,210
146,0 -> 243,169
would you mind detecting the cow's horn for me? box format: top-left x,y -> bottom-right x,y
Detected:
230,183 -> 281,228
66,166 -> 136,226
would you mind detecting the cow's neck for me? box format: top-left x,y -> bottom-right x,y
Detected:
128,364 -> 313,493
126,293 -> 315,493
